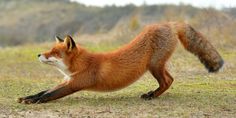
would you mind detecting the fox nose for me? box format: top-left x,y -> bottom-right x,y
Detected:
38,54 -> 41,57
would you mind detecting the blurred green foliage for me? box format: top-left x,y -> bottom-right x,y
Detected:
0,0 -> 235,47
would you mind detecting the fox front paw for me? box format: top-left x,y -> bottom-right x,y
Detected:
17,97 -> 42,104
18,98 -> 37,104
17,97 -> 25,103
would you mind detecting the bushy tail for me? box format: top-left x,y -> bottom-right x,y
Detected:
174,22 -> 224,72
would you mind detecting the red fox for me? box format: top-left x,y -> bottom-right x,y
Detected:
18,22 -> 223,104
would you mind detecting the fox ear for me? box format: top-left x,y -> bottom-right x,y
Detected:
55,36 -> 63,43
64,35 -> 76,51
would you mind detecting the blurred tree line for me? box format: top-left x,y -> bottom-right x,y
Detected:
0,0 -> 235,47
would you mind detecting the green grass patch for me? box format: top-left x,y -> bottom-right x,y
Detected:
0,43 -> 235,117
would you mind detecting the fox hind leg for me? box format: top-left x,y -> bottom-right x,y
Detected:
141,67 -> 174,100
141,38 -> 176,100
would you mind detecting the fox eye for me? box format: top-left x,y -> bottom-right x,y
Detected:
53,52 -> 61,58
50,49 -> 61,58
56,53 -> 62,58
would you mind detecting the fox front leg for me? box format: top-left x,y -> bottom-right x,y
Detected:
18,82 -> 67,104
19,82 -> 78,104
36,85 -> 77,104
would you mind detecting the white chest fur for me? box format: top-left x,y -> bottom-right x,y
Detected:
56,68 -> 72,80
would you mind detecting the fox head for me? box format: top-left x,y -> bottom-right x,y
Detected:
38,35 -> 78,72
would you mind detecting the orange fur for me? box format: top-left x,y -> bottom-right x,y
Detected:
18,22 -> 223,104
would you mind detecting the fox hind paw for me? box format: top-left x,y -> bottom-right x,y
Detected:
141,91 -> 155,100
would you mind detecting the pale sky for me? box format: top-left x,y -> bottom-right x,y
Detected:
71,0 -> 235,9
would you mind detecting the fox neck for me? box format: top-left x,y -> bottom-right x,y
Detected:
55,49 -> 81,80
56,68 -> 71,80
61,48 -> 93,79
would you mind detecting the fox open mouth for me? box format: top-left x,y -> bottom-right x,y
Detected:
41,60 -> 55,65
38,55 -> 57,65
38,55 -> 67,71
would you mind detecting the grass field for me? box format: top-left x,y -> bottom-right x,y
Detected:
0,42 -> 235,117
